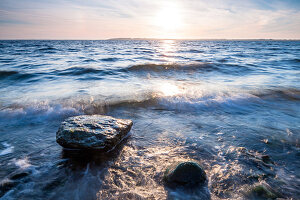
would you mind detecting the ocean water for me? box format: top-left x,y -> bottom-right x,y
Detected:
0,40 -> 299,199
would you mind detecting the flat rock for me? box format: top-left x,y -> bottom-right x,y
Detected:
56,115 -> 133,151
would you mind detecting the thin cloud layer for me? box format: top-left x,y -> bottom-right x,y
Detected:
0,0 -> 299,39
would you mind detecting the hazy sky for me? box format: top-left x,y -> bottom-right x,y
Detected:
0,0 -> 299,39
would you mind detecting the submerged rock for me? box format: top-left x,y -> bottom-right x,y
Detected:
164,161 -> 207,187
56,115 -> 133,151
246,184 -> 279,199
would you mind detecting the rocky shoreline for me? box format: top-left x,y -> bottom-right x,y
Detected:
55,114 -> 213,198
53,114 -> 284,199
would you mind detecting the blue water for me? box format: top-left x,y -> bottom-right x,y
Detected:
0,40 -> 299,199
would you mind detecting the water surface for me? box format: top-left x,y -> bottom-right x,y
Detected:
0,40 -> 299,199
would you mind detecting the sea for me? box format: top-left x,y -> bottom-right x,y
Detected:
0,40 -> 299,199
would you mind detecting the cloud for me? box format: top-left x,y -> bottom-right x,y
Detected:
0,0 -> 299,39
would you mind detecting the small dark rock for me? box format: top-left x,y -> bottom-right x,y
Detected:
164,161 -> 207,187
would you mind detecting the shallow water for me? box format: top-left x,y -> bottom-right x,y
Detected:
0,40 -> 299,199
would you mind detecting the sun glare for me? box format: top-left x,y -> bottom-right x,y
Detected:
153,2 -> 184,38
159,82 -> 181,97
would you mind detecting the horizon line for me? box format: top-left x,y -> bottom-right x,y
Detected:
0,38 -> 300,41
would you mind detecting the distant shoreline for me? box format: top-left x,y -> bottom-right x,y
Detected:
107,38 -> 300,41
0,38 -> 300,41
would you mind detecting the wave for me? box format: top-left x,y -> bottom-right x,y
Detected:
54,67 -> 106,76
82,58 -> 97,63
177,49 -> 204,53
0,70 -> 36,80
293,58 -> 300,63
125,62 -> 254,76
0,70 -> 19,78
34,47 -> 59,54
253,88 -> 300,101
218,58 -> 228,63
100,57 -> 119,62
0,87 -> 298,122
0,58 -> 14,63
0,99 -> 155,125
126,63 -> 217,73
67,48 -> 79,52
0,88 -> 257,120
284,58 -> 300,64
37,47 -> 58,51
0,103 -> 80,123
267,47 -> 281,51
156,87 -> 260,112
216,63 -> 253,75
0,142 -> 14,156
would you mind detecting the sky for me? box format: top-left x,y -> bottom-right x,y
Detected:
0,0 -> 299,39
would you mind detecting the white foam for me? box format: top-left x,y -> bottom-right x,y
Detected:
14,157 -> 31,169
0,142 -> 14,156
155,82 -> 260,111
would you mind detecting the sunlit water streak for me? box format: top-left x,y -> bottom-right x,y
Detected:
0,40 -> 299,199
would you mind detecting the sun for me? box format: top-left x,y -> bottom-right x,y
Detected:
152,2 -> 184,38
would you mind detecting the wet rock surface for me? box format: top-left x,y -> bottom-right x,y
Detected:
246,184 -> 281,199
56,115 -> 133,151
164,161 -> 207,187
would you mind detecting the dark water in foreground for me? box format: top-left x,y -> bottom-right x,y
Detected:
0,40 -> 299,199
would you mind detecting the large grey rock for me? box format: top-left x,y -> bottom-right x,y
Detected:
164,161 -> 207,187
56,115 -> 133,151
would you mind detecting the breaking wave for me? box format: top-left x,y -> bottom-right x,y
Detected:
1,87 -> 297,121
